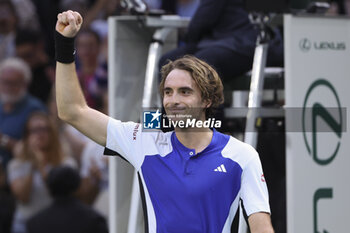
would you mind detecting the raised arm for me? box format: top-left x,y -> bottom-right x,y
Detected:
55,10 -> 108,146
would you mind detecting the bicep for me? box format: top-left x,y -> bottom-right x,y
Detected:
248,212 -> 274,233
69,107 -> 109,146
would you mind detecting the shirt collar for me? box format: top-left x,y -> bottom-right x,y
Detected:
171,128 -> 218,159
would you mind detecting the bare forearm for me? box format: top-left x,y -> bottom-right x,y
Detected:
54,11 -> 109,146
251,228 -> 274,233
12,173 -> 34,203
249,212 -> 274,233
55,62 -> 87,123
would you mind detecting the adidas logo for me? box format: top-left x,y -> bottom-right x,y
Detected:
214,164 -> 227,173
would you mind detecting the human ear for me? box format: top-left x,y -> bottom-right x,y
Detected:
204,99 -> 212,109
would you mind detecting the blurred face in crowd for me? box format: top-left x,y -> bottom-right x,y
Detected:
76,31 -> 100,65
0,67 -> 27,105
21,112 -> 62,165
27,115 -> 51,151
16,43 -> 42,68
0,3 -> 17,34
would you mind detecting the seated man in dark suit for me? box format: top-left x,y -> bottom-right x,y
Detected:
26,166 -> 108,233
159,0 -> 284,80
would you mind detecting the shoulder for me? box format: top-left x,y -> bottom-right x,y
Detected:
107,117 -> 173,149
26,206 -> 51,229
149,131 -> 173,156
221,135 -> 259,169
7,159 -> 31,177
25,95 -> 47,112
137,129 -> 173,157
105,117 -> 174,168
73,201 -> 107,224
8,158 -> 29,169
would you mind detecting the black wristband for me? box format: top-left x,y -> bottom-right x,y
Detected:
54,30 -> 76,64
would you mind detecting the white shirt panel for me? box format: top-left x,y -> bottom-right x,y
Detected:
240,150 -> 270,216
106,117 -> 172,170
222,137 -> 270,216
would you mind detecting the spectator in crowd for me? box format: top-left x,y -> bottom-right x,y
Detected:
0,160 -> 15,233
160,0 -> 200,46
15,29 -> 54,104
159,0 -> 284,81
30,0 -> 61,59
78,140 -> 108,217
76,28 -> 107,109
161,0 -> 200,17
60,0 -> 121,28
47,87 -> 88,166
0,0 -> 17,61
26,166 -> 108,233
60,0 -> 122,65
7,112 -> 76,233
10,0 -> 40,31
0,58 -> 46,169
144,0 -> 162,10
78,92 -> 108,220
326,0 -> 350,15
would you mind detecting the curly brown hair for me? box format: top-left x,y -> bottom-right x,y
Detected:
159,55 -> 224,118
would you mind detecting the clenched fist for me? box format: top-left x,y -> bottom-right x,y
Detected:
56,10 -> 83,38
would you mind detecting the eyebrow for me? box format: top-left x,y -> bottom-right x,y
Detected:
178,87 -> 194,92
163,86 -> 194,92
163,87 -> 172,92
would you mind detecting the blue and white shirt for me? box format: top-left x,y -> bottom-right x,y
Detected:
105,118 -> 270,233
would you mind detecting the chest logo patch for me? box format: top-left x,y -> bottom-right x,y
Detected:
214,164 -> 227,173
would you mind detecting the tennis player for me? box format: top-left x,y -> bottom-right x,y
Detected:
55,10 -> 274,233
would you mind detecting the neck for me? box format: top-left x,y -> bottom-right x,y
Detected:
175,127 -> 213,154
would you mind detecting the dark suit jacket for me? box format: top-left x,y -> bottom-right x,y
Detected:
186,0 -> 259,57
26,197 -> 108,233
186,0 -> 283,61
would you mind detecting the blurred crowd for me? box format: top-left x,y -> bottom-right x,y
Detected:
0,0 -> 349,233
0,0 -> 202,232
